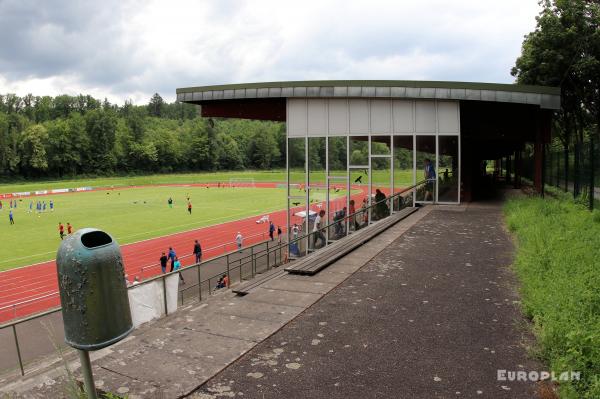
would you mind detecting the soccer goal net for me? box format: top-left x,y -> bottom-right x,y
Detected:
228,177 -> 256,188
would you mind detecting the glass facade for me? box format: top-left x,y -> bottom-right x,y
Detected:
286,99 -> 461,248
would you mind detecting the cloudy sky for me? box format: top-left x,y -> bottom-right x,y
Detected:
0,0 -> 541,105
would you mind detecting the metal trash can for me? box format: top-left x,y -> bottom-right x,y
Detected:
56,228 -> 133,351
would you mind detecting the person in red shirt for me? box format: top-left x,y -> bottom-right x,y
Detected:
58,222 -> 65,240
223,274 -> 229,288
67,222 -> 73,235
187,201 -> 192,215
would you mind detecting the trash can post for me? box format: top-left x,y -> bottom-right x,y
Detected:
56,228 -> 133,398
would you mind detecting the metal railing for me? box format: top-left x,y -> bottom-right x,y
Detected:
0,180 -> 425,378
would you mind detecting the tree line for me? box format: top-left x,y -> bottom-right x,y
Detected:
512,0 -> 599,195
0,93 -> 286,179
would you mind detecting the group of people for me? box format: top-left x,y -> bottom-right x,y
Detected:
31,200 -> 54,214
158,239 -> 233,290
167,196 -> 193,215
0,199 -> 20,210
4,198 -> 58,225
268,221 -> 282,242
58,222 -> 73,239
159,246 -> 185,283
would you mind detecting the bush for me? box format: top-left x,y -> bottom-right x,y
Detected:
505,196 -> 600,398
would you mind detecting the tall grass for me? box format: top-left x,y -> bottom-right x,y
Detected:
505,196 -> 600,398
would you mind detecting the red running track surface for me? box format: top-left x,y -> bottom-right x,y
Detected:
0,182 -> 370,323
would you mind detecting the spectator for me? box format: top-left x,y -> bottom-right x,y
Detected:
374,189 -> 388,220
173,256 -> 185,284
424,158 -> 436,201
277,225 -> 282,242
159,252 -> 168,274
168,247 -> 176,272
313,210 -> 326,249
132,276 -> 140,285
193,240 -> 202,264
223,274 -> 229,288
236,232 -> 243,252
290,224 -> 300,256
269,221 -> 275,241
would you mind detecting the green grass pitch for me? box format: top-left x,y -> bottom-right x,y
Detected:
0,186 -> 293,271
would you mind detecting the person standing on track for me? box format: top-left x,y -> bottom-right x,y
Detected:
193,239 -> 202,264
187,201 -> 192,215
277,225 -> 282,243
236,232 -> 243,252
59,222 -> 65,239
159,252 -> 168,274
168,247 -> 176,272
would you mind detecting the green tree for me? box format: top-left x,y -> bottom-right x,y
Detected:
85,109 -> 118,173
148,93 -> 165,117
19,124 -> 49,175
248,129 -> 280,169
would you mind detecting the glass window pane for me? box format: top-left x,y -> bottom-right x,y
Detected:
327,137 -> 348,240
393,136 -> 414,210
371,136 -> 391,155
349,136 -> 368,166
416,135 -> 436,202
308,137 -> 326,250
372,158 -> 391,221
288,138 -> 305,188
350,168 -> 369,229
438,136 -> 459,202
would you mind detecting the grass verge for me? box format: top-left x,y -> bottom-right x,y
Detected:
504,194 -> 600,398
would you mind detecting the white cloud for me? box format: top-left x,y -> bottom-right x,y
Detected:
0,0 -> 542,104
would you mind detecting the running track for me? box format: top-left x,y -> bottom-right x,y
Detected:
0,182 -> 367,323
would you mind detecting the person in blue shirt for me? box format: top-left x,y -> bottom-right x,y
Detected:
9,210 -> 14,225
29,201 -> 33,213
173,256 -> 185,284
424,158 -> 436,201
168,247 -> 176,272
269,221 -> 275,241
50,200 -> 54,212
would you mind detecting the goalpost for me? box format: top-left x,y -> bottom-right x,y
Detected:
228,177 -> 256,188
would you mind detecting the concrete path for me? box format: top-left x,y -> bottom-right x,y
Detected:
192,203 -> 542,398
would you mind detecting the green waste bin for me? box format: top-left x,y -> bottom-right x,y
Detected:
56,228 -> 133,351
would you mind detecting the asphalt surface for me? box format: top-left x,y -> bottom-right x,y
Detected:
193,205 -> 542,399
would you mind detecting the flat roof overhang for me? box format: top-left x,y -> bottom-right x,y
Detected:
177,80 -> 561,120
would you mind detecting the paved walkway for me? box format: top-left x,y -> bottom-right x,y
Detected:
193,202 -> 542,398
1,200 -> 543,398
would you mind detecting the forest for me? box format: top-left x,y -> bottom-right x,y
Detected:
0,93 -> 286,180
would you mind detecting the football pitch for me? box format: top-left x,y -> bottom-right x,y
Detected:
0,185 -> 299,271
